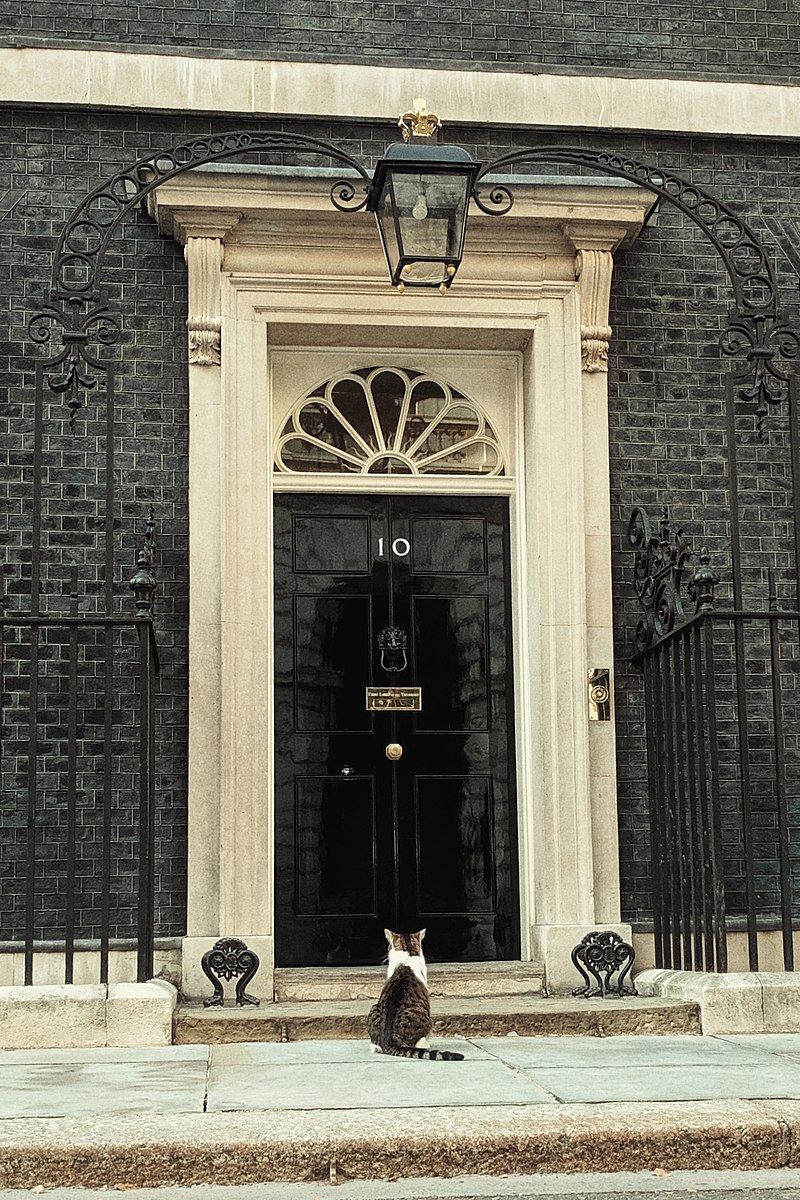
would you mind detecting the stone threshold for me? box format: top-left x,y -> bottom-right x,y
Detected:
174,995 -> 700,1044
273,960 -> 546,1002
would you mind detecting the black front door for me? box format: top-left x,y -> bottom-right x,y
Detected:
274,493 -> 519,966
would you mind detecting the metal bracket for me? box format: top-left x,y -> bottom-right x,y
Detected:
201,937 -> 261,1008
571,930 -> 636,998
588,668 -> 612,721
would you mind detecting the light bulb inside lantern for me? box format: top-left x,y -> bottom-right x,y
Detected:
412,192 -> 429,220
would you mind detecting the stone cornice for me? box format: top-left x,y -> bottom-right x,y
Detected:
150,171 -> 654,243
2,46 -> 800,139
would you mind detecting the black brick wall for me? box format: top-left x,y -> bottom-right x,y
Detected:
607,142 -> 800,926
0,106 -> 798,938
0,108 -> 193,940
2,1 -> 800,85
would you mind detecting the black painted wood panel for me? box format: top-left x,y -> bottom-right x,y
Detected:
274,493 -> 519,966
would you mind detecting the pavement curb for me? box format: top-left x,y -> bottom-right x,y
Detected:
0,1100 -> 795,1188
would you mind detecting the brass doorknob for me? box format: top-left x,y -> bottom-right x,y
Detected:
385,743 -> 403,761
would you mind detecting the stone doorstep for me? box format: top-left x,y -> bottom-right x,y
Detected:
273,960 -> 546,1002
0,1100 -> 791,1189
174,995 -> 700,1044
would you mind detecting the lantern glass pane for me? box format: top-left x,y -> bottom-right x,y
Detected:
379,186 -> 402,277
390,170 -> 470,285
374,169 -> 462,285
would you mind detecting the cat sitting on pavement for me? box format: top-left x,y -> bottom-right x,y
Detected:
367,929 -> 464,1061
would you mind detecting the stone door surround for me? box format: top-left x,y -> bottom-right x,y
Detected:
149,168 -> 653,996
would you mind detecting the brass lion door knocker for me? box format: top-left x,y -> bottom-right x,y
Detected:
377,626 -> 407,675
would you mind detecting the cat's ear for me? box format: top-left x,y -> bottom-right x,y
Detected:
383,928 -> 393,943
418,928 -> 426,942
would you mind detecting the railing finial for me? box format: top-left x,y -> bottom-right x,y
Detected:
130,504 -> 157,615
689,547 -> 719,614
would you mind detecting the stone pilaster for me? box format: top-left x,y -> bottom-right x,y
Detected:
548,221 -> 634,986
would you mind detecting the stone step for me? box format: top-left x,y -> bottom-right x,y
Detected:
174,995 -> 700,1044
273,960 -> 546,1002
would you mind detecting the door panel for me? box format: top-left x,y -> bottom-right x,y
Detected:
295,777 -> 377,916
410,516 -> 488,575
413,596 -> 490,732
415,775 -> 496,914
293,595 -> 372,732
274,493 -> 519,966
292,514 -> 373,574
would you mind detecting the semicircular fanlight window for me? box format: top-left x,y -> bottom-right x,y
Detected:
275,367 -> 505,476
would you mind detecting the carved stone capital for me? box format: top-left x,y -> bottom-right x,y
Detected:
580,323 -> 614,373
188,324 -> 222,366
185,236 -> 224,367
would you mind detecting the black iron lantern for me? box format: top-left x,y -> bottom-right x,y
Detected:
367,101 -> 480,292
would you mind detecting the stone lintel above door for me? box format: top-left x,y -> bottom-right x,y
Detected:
150,168 -> 652,287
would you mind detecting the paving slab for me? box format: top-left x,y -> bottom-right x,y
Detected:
520,1061 -> 800,1104
0,1044 -> 208,1066
7,1168 -> 800,1199
211,1037 -> 491,1066
718,1034 -> 800,1060
5,1168 -> 800,1200
0,1058 -> 208,1119
207,1050 -> 554,1111
476,1034 -> 783,1069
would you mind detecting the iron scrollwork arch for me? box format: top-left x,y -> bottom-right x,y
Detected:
30,134 -> 798,431
475,147 -> 777,315
31,131 -> 372,423
474,147 -> 799,428
50,130 -> 371,302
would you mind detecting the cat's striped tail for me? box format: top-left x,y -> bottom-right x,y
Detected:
385,1046 -> 465,1061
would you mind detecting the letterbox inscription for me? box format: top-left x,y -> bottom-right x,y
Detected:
366,686 -> 422,711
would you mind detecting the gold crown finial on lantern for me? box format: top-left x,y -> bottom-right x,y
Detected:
398,99 -> 442,143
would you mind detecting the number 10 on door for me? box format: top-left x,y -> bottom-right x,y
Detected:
377,537 -> 410,558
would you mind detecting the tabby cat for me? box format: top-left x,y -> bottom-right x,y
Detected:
367,929 -> 464,1061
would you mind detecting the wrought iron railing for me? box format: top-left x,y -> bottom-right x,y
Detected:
630,507 -> 800,972
0,531 -> 159,985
